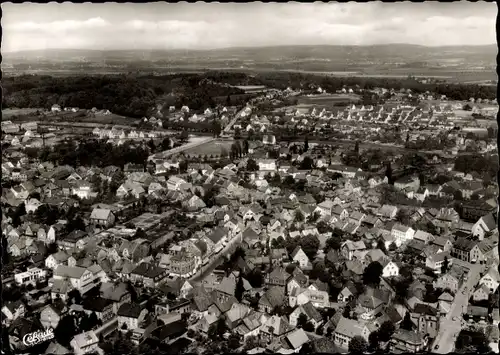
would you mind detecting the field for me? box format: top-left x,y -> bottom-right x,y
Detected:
2,108 -> 43,121
183,139 -> 233,157
298,93 -> 361,106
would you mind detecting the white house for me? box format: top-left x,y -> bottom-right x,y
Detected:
15,267 -> 47,286
391,224 -> 415,247
53,265 -> 94,294
480,265 -> 500,293
257,159 -> 277,171
380,259 -> 399,277
290,247 -> 311,269
70,331 -> 100,355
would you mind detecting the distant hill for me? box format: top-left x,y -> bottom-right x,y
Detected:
4,44 -> 496,63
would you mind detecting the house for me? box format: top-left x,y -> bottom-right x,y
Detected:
262,134 -> 277,145
25,198 -> 43,213
380,258 -> 399,277
378,205 -> 398,219
341,240 -> 366,261
70,331 -> 100,355
391,224 -> 415,247
257,159 -> 277,171
124,163 -> 144,174
394,176 -> 420,192
53,265 -> 94,294
82,297 -> 114,322
337,284 -> 357,303
45,251 -> 71,270
413,230 -> 435,244
117,303 -> 148,332
390,329 -> 425,353
334,316 -> 370,349
289,287 -> 329,309
479,265 -> 500,292
472,212 -> 497,240
258,286 -> 286,313
130,263 -> 167,288
166,176 -> 187,191
410,303 -> 440,338
71,181 -> 92,199
434,265 -> 466,293
183,195 -> 206,211
290,247 -> 311,269
289,302 -> 323,329
450,237 -> 484,263
425,252 -> 451,274
260,315 -> 293,342
1,300 -> 26,323
14,267 -> 47,286
472,284 -> 491,302
40,302 -> 67,329
51,279 -> 72,302
100,282 -> 132,313
89,208 -> 115,228
283,328 -> 310,352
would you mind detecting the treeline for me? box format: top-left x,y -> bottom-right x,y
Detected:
35,139 -> 149,168
204,70 -> 496,101
2,74 -> 245,118
3,71 -> 496,120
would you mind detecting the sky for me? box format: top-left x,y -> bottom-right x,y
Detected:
1,2 -> 497,52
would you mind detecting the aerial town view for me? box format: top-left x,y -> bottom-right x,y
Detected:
1,2 -> 498,355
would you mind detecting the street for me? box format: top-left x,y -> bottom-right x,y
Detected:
223,105 -> 252,133
431,262 -> 483,354
190,233 -> 243,282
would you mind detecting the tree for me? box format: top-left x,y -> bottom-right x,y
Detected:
377,321 -> 395,342
179,130 -> 189,143
354,140 -> 359,155
246,158 -> 258,171
368,331 -> 380,351
349,335 -> 368,353
303,322 -> 315,332
246,268 -> 263,288
235,275 -> 244,302
297,313 -> 308,329
441,256 -> 449,274
300,234 -> 320,260
300,156 -> 314,170
304,136 -> 309,152
363,261 -> 383,287
385,162 -> 393,185
234,127 -> 241,139
213,120 -> 222,138
455,330 -> 491,354
242,139 -> 249,155
400,311 -> 413,331
54,315 -> 78,347
292,209 -> 304,224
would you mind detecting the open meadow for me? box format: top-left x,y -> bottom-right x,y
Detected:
183,139 -> 234,157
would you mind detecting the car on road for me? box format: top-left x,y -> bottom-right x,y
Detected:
453,316 -> 457,321
435,345 -> 439,350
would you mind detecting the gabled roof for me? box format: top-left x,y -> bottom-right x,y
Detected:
54,265 -> 87,279
207,227 -> 229,244
117,303 -> 143,318
335,316 -> 365,338
90,208 -> 112,220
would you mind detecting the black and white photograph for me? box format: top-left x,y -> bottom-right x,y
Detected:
1,1 -> 498,354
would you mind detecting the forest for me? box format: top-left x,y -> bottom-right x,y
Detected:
2,71 -> 496,119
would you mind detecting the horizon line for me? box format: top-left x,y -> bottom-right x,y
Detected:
3,42 -> 497,54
